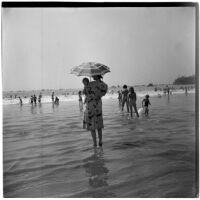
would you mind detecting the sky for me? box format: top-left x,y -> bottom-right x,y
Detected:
2,6 -> 196,91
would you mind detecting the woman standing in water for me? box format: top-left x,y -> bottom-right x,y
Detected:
84,75 -> 108,147
128,87 -> 139,118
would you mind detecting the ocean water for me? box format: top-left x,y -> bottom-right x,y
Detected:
3,93 -> 197,197
3,86 -> 195,105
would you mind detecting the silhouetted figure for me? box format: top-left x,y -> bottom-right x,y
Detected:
118,91 -> 122,106
142,95 -> 151,116
38,93 -> 42,103
19,96 -> 23,105
128,87 -> 139,118
51,92 -> 55,102
185,87 -> 188,96
121,85 -> 129,112
30,96 -> 34,104
166,85 -> 170,95
55,96 -> 59,105
33,95 -> 37,105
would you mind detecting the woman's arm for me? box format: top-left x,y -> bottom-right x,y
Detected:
83,87 -> 86,95
99,82 -> 108,97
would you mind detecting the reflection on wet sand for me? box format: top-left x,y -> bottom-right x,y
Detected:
30,104 -> 37,115
167,94 -> 170,103
38,103 -> 43,114
83,147 -> 115,197
52,102 -> 59,112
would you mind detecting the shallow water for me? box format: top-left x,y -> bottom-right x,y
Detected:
3,93 -> 197,197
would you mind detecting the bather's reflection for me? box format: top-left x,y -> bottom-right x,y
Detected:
38,103 -> 43,114
83,147 -> 109,188
30,104 -> 37,114
52,102 -> 59,112
167,94 -> 170,103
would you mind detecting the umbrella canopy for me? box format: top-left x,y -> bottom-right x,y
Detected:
70,62 -> 110,77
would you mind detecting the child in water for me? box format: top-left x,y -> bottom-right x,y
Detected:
128,87 -> 139,118
142,95 -> 151,116
55,96 -> 59,104
82,77 -> 90,101
82,77 -> 90,129
121,85 -> 129,112
78,91 -> 83,111
30,96 -> 33,104
118,90 -> 122,106
38,93 -> 42,103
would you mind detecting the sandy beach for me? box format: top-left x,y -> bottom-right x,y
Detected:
3,92 -> 196,197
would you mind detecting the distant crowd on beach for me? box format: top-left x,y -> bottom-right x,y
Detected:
29,92 -> 60,105
16,92 -> 60,106
5,84 -> 193,107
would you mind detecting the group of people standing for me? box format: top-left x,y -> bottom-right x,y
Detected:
51,92 -> 60,104
79,75 -> 108,147
118,85 -> 151,117
28,92 -> 59,105
78,79 -> 153,146
30,93 -> 42,105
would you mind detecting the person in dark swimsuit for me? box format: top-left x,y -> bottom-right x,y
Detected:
121,85 -> 129,112
128,87 -> 139,118
118,90 -> 122,106
33,94 -> 37,105
55,96 -> 59,104
19,96 -> 23,105
142,95 -> 151,116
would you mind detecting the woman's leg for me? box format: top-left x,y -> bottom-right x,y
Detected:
97,128 -> 102,146
146,107 -> 149,116
122,99 -> 125,111
145,107 -> 148,116
133,104 -> 139,117
126,100 -> 129,112
130,105 -> 133,117
91,130 -> 97,146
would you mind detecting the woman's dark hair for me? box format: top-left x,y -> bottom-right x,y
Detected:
123,84 -> 127,89
129,87 -> 134,93
82,77 -> 89,84
78,91 -> 82,94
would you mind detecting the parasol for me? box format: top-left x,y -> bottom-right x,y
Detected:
70,62 -> 110,77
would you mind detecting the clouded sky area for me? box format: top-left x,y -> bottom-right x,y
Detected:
2,6 -> 195,91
